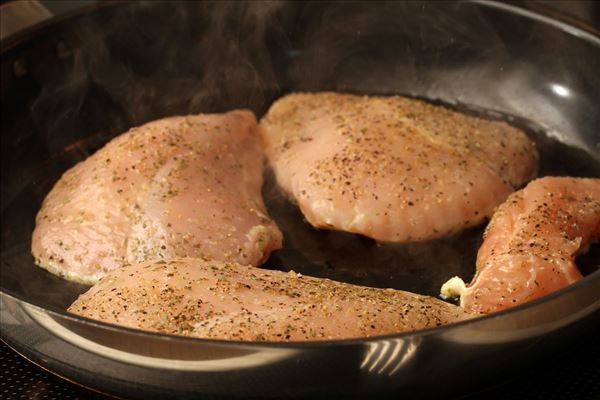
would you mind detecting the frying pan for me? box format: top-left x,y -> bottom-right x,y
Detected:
1,1 -> 599,398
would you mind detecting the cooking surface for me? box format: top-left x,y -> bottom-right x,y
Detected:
2,329 -> 599,400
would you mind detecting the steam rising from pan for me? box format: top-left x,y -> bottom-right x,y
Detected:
28,1 -> 599,154
30,1 -> 290,153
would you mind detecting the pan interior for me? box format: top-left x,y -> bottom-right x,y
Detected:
1,1 -> 599,314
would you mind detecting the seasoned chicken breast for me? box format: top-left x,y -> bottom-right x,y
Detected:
442,177 -> 600,313
260,92 -> 538,242
32,111 -> 283,284
68,257 -> 473,341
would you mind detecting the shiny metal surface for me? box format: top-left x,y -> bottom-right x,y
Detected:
1,1 -> 599,398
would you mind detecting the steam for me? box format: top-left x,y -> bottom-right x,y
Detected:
30,1 -> 598,153
31,1 -> 289,152
30,0 -> 509,151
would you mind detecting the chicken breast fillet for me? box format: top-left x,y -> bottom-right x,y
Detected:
260,92 -> 538,242
68,257 -> 473,341
32,111 -> 283,284
442,177 -> 600,313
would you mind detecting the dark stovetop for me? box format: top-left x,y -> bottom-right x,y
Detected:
2,325 -> 599,400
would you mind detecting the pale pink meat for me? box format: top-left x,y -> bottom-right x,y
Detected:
32,111 -> 282,284
455,177 -> 600,313
260,92 -> 538,242
68,258 -> 473,341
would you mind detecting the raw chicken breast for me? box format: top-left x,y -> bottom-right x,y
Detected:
442,177 -> 600,313
32,111 -> 283,284
260,92 -> 538,242
68,258 -> 473,341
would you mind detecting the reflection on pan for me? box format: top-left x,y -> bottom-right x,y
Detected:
361,338 -> 420,376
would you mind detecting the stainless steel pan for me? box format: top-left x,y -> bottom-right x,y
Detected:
1,1 -> 599,398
